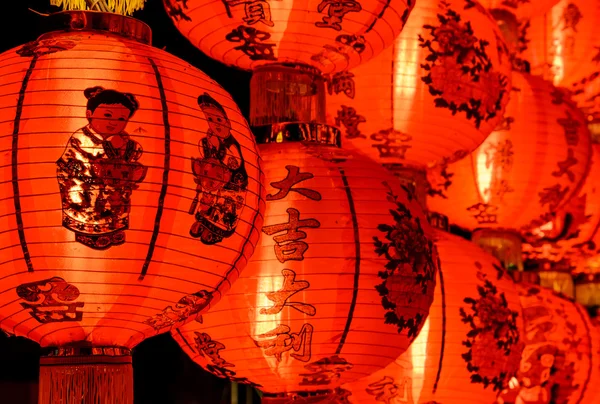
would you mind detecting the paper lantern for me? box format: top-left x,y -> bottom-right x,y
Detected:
326,0 -> 512,176
427,71 -> 592,268
498,284 -> 600,404
172,136 -> 439,400
520,0 -> 600,109
162,0 -> 415,74
339,231 -> 524,403
0,11 -> 264,403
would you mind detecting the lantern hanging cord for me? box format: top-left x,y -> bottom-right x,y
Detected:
49,0 -> 146,15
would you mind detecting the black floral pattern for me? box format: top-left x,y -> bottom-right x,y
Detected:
459,262 -> 522,391
17,39 -> 76,57
418,1 -> 508,128
373,185 -> 438,337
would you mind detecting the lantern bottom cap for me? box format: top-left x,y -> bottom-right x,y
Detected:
253,122 -> 341,147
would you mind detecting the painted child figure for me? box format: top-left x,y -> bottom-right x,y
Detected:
189,92 -> 248,245
56,86 -> 147,250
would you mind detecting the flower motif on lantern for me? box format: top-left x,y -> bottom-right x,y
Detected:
16,277 -> 84,323
373,186 -> 438,337
419,1 -> 509,128
460,262 -> 522,391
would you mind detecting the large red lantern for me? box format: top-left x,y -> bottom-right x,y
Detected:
172,136 -> 439,401
341,231 -> 524,403
521,0 -> 600,116
326,0 -> 512,182
498,284 -> 600,404
162,0 -> 414,74
427,71 -> 592,269
0,11 -> 264,403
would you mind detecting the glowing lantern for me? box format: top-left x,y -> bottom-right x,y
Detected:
326,0 -> 512,196
520,0 -> 600,118
162,0 -> 414,74
427,71 -> 592,269
163,0 -> 417,137
498,284 -> 600,404
172,135 -> 439,401
340,231 -> 524,403
0,11 -> 264,403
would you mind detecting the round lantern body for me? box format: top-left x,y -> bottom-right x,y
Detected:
521,0 -> 600,114
341,231 -> 524,403
172,139 -> 439,399
0,11 -> 264,403
162,0 -> 415,74
498,284 -> 600,404
427,71 -> 592,235
326,0 -> 512,171
521,142 -> 600,281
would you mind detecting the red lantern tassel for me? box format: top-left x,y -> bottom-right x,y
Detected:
39,348 -> 133,404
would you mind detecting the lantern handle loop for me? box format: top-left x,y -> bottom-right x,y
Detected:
27,8 -> 51,17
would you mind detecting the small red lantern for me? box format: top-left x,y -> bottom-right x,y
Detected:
427,71 -> 592,269
498,284 -> 600,404
342,232 -> 524,403
173,134 -> 439,400
0,11 -> 264,403
522,0 -> 600,116
326,0 -> 512,178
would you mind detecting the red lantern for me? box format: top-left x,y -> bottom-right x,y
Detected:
427,71 -> 592,269
0,11 -> 264,403
498,284 -> 600,404
340,232 -> 524,403
162,0 -> 415,74
521,0 -> 600,117
326,0 -> 512,178
172,136 -> 439,400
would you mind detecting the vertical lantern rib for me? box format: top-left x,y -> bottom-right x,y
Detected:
365,0 -> 393,33
573,303 -> 593,404
139,57 -> 171,281
174,328 -> 197,353
12,56 -> 37,273
432,264 -> 446,393
335,168 -> 360,355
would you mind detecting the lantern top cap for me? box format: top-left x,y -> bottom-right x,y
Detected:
39,10 -> 151,45
253,122 -> 341,147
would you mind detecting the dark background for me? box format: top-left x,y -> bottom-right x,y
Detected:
0,1 -> 256,403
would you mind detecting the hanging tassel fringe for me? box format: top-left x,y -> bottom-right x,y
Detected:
50,0 -> 146,15
39,355 -> 133,404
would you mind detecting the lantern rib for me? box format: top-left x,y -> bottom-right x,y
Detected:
335,168 -> 361,355
11,55 -> 37,273
573,303 -> 593,404
139,58 -> 171,281
432,264 -> 447,393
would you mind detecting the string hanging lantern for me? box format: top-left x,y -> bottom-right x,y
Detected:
427,71 -> 592,270
0,10 -> 264,403
341,231 -> 524,404
326,0 -> 512,206
172,132 -> 439,401
497,284 -> 600,404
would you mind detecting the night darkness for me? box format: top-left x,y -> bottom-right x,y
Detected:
0,1 -> 256,403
